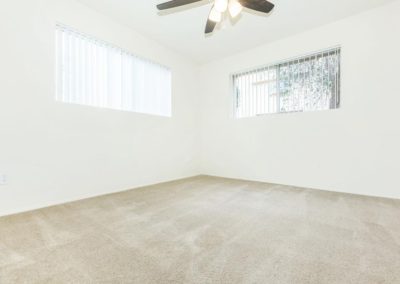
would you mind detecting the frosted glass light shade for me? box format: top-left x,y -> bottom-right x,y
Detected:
228,0 -> 243,18
209,7 -> 222,22
214,0 -> 228,13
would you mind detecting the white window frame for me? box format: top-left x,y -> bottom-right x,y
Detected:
232,47 -> 341,118
55,24 -> 172,117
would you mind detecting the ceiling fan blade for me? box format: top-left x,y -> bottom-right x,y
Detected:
239,0 -> 275,14
157,0 -> 203,10
205,6 -> 217,34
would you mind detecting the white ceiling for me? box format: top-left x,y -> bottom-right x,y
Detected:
76,0 -> 395,63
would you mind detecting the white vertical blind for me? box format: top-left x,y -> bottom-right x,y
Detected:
233,47 -> 341,118
55,24 -> 172,117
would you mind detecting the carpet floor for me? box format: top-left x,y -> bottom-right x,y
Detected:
0,176 -> 399,283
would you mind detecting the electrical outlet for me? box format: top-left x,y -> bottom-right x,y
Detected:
0,174 -> 7,185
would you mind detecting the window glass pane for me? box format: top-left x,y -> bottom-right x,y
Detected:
56,24 -> 172,117
233,48 -> 341,118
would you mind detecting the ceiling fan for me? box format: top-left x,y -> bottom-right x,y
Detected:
156,0 -> 275,34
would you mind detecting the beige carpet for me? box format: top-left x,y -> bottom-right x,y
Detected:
0,176 -> 399,283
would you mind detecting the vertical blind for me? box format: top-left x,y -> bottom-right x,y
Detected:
232,47 -> 341,118
55,24 -> 172,117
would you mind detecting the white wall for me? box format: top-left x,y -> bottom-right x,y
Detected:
0,0 -> 200,216
199,1 -> 400,199
1,0 -> 399,218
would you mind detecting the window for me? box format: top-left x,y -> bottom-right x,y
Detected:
55,25 -> 172,117
232,47 -> 341,118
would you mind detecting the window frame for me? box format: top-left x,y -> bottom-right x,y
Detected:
231,46 -> 341,118
55,23 -> 172,117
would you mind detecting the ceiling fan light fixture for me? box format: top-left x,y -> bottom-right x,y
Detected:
214,0 -> 228,13
209,7 -> 222,22
228,0 -> 243,18
156,0 -> 275,35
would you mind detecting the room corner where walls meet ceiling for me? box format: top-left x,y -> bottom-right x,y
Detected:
76,0 -> 396,63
